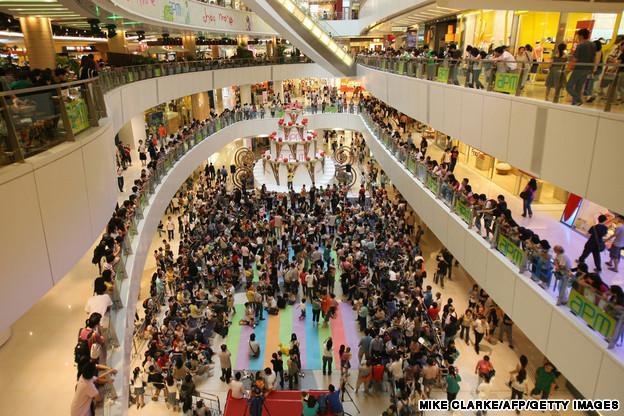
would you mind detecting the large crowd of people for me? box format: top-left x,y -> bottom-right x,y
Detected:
68,79 -> 623,416
360,94 -> 624,320
124,94 -> 581,415
358,31 -> 624,106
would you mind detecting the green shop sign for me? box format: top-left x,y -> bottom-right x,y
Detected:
454,198 -> 473,224
437,67 -> 449,83
65,99 -> 90,134
494,72 -> 520,94
425,174 -> 439,194
568,289 -> 616,339
496,233 -> 525,268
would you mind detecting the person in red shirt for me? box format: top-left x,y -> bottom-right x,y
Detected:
427,302 -> 440,321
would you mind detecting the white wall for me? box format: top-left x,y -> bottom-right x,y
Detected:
358,65 -> 624,214
0,120 -> 117,332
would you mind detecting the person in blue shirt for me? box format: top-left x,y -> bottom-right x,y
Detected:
326,384 -> 344,415
423,285 -> 433,308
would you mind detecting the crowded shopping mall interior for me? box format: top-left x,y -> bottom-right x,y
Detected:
1,0 -> 624,415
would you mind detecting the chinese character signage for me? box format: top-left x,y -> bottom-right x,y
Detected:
109,0 -> 275,35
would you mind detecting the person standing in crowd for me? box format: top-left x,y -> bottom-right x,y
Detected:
472,313 -> 488,354
166,216 -> 175,241
446,365 -> 461,404
218,344 -> 232,384
510,369 -> 529,410
553,245 -> 572,291
70,362 -> 102,416
498,313 -> 514,348
271,352 -> 285,389
520,178 -> 537,218
475,374 -> 494,416
545,43 -> 568,101
138,140 -> 147,167
475,355 -> 495,386
229,372 -> 246,399
578,214 -> 609,272
606,218 -> 624,272
322,337 -> 334,376
493,46 -> 517,73
566,28 -> 596,106
326,384 -> 344,415
531,362 -> 559,399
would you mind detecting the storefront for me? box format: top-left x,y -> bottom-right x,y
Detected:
144,96 -> 192,140
420,130 -> 569,206
458,10 -> 624,56
561,196 -> 624,238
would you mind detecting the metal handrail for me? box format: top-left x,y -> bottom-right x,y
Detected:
356,55 -> 624,112
0,56 -> 316,168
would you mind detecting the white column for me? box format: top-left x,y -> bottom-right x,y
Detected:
118,114 -> 146,150
239,84 -> 252,106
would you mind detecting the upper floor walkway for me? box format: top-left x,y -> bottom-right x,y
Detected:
357,56 -> 624,216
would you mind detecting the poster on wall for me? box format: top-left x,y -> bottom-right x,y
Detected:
406,32 -> 417,48
66,99 -> 90,134
561,193 -> 583,227
105,0 -> 275,35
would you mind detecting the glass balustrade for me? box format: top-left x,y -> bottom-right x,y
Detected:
357,56 -> 624,113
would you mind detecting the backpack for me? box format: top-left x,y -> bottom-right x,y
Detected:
74,336 -> 91,364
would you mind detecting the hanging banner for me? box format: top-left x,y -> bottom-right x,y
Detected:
425,174 -> 439,195
494,72 -> 520,94
101,0 -> 275,35
454,197 -> 473,224
496,233 -> 525,268
567,289 -> 616,338
437,67 -> 449,83
65,99 -> 90,134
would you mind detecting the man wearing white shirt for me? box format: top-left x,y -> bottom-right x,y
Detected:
229,372 -> 246,399
493,46 -> 517,72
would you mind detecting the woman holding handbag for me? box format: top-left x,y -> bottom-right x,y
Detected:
520,178 -> 538,218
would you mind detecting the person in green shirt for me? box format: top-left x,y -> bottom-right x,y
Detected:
302,393 -> 319,416
446,366 -> 461,403
531,362 -> 558,399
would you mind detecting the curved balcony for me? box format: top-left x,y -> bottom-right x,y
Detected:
357,56 -> 624,215
100,105 -> 624,412
0,57 -> 331,343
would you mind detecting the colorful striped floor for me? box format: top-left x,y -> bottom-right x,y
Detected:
225,301 -> 360,372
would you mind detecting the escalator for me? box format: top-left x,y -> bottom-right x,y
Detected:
243,0 -> 356,77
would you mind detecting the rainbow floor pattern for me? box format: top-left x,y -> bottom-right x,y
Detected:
225,301 -> 359,372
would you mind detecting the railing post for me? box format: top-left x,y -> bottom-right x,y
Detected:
82,83 -> 99,128
0,95 -> 25,163
553,64 -> 567,104
604,68 -> 621,112
515,63 -> 526,96
556,272 -> 570,305
55,87 -> 75,141
608,313 -> 624,349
